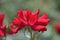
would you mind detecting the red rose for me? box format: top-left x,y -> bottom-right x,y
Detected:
8,9 -> 50,34
54,23 -> 60,35
0,14 -> 6,37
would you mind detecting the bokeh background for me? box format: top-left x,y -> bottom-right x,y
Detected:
0,0 -> 60,40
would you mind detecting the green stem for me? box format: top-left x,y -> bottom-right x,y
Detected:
30,30 -> 33,40
3,36 -> 6,40
33,32 -> 39,40
27,27 -> 33,40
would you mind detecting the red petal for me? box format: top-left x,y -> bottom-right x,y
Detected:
17,9 -> 23,19
33,9 -> 40,16
40,13 -> 48,19
0,30 -> 5,37
28,9 -> 40,25
38,19 -> 50,26
8,23 -> 23,34
31,25 -> 47,32
13,18 -> 21,25
55,23 -> 60,35
0,25 -> 6,32
8,27 -> 19,34
23,10 -> 28,21
0,14 -> 5,26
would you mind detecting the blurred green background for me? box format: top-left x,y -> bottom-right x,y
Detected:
0,0 -> 60,40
